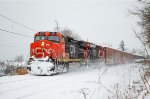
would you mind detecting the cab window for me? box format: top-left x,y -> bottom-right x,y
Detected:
48,36 -> 60,43
35,36 -> 46,41
62,37 -> 65,43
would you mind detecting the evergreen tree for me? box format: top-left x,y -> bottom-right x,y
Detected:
119,40 -> 125,51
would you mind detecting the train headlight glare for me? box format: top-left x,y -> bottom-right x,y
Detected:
46,56 -> 49,59
31,55 -> 35,58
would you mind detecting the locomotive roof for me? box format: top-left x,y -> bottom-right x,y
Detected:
35,31 -> 62,36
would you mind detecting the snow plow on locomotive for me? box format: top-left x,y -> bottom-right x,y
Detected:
27,31 -> 144,75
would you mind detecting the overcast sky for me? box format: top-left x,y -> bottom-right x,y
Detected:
0,0 -> 142,60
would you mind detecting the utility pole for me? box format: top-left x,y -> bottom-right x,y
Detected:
55,20 -> 58,32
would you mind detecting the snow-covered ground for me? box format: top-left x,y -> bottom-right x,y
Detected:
0,63 -> 147,99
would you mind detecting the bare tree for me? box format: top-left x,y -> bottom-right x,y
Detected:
132,48 -> 136,54
130,0 -> 150,57
60,27 -> 82,40
130,0 -> 150,44
53,20 -> 81,40
14,55 -> 24,62
0,61 -> 5,75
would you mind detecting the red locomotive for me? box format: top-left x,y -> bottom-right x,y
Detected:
30,32 -> 66,59
28,31 -> 143,75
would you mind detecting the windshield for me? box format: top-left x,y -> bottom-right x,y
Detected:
35,36 -> 46,41
48,36 -> 60,43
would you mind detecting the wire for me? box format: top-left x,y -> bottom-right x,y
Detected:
0,13 -> 37,32
0,28 -> 33,38
0,44 -> 29,48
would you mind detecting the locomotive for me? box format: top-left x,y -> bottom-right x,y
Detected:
28,31 -> 142,75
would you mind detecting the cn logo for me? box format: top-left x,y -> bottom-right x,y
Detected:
33,47 -> 57,58
34,47 -> 51,55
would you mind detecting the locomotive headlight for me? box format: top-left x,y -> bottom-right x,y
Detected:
46,56 -> 49,59
41,42 -> 45,46
31,55 -> 35,58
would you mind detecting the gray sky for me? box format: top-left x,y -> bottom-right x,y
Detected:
0,0 -> 142,60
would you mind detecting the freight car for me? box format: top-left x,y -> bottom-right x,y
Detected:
101,47 -> 135,65
27,31 -> 143,75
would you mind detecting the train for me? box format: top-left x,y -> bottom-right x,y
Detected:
27,31 -> 144,75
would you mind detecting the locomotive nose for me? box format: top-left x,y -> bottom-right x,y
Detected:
30,41 -> 50,58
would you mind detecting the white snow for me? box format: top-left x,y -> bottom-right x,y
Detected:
29,60 -> 55,75
0,63 -> 148,99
